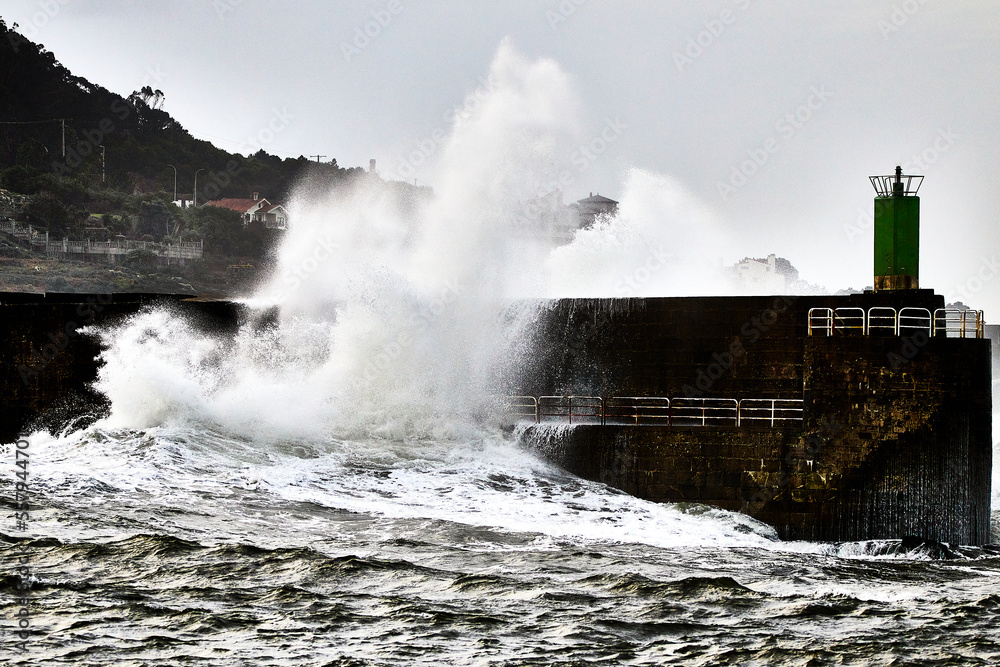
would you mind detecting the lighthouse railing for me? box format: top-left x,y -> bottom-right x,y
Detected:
898,307 -> 932,335
808,308 -> 833,336
833,308 -> 866,335
867,307 -> 897,335
808,307 -> 985,338
933,308 -> 985,338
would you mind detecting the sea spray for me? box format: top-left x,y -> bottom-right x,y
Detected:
90,41 -> 762,444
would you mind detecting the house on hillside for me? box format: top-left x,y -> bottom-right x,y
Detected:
513,191 -> 620,245
576,193 -> 618,228
204,192 -> 288,230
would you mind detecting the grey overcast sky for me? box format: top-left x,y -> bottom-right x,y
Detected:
4,1 -> 1000,310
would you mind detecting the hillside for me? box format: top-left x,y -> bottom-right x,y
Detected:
0,18 -> 389,295
0,18 -> 361,206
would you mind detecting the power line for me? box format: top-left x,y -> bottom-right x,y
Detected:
0,118 -> 69,124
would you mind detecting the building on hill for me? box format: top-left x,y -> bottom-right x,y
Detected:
576,193 -> 619,228
204,192 -> 288,230
513,191 -> 619,245
732,254 -> 787,292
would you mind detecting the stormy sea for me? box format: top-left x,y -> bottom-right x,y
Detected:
5,43 -> 1000,665
4,382 -> 1000,667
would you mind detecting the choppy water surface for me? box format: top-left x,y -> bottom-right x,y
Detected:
4,423 -> 1000,666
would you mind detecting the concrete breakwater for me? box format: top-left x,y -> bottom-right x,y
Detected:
1,290 -> 991,544
0,292 -> 246,443
509,292 -> 992,544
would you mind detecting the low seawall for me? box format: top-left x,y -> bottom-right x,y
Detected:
0,292 -> 246,442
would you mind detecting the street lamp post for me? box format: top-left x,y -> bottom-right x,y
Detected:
166,164 -> 177,204
193,168 -> 206,208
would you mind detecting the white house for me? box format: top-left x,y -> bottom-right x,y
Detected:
204,192 -> 288,229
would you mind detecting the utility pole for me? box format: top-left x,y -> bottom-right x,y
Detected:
309,155 -> 326,163
101,146 -> 106,184
61,118 -> 65,157
193,168 -> 205,208
166,164 -> 177,203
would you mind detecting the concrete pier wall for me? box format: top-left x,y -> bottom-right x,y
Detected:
514,292 -> 992,544
0,293 -> 245,443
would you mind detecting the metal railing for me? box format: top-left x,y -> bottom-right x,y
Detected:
538,395 -> 604,424
671,398 -> 739,426
1,221 -> 203,259
604,396 -> 671,425
504,396 -> 539,423
867,307 -> 897,335
809,306 -> 985,338
46,238 -> 204,259
898,307 -> 931,335
505,396 -> 803,427
833,307 -> 866,335
807,308 -> 834,336
933,308 -> 984,338
0,220 -> 46,246
736,398 -> 804,426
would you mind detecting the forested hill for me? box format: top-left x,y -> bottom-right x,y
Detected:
0,18 -> 359,204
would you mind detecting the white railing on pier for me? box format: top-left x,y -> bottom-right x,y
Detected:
604,396 -> 671,425
670,398 -> 739,426
898,307 -> 932,335
808,306 -> 984,338
0,219 -> 47,246
537,396 -> 604,424
736,399 -> 804,426
506,396 -> 803,427
504,396 -> 538,423
833,307 -> 865,335
933,308 -> 984,338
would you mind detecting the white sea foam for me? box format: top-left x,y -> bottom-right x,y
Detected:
37,42 -> 856,551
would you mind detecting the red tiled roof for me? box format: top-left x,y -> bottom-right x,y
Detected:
205,198 -> 269,212
263,203 -> 286,213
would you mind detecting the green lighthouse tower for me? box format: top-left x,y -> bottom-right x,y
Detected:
870,166 -> 923,290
